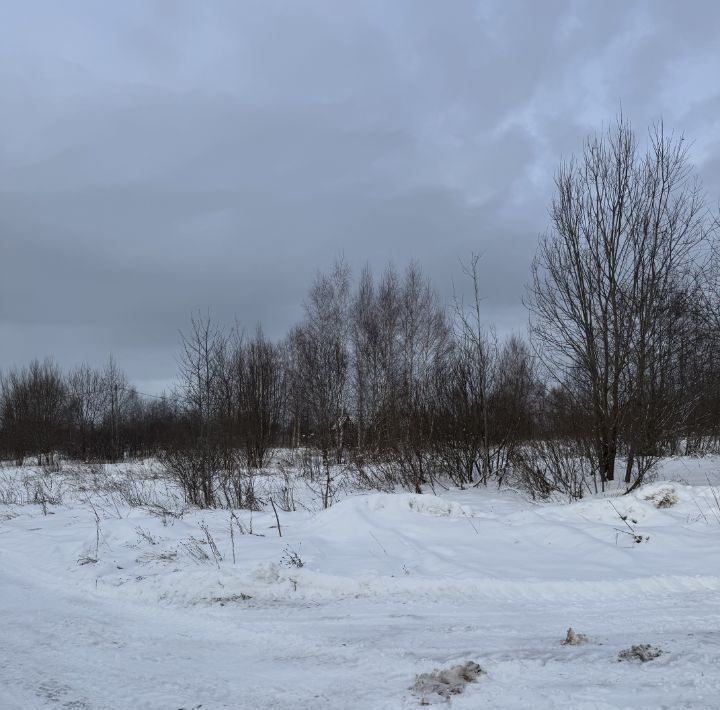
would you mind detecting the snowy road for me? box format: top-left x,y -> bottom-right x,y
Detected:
2,554 -> 719,709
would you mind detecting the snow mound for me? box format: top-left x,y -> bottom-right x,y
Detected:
365,493 -> 467,518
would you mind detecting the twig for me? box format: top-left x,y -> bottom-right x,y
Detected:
229,510 -> 236,564
270,496 -> 282,537
608,501 -> 636,535
608,500 -> 647,543
199,521 -> 222,568
369,531 -> 389,556
461,507 -> 480,536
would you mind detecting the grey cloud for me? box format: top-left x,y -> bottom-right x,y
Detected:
1,0 -> 718,391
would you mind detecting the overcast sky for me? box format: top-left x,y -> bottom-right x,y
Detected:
1,0 -> 719,393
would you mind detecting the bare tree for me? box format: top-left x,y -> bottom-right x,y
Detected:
350,265 -> 376,453
168,313 -> 224,507
387,263 -> 452,492
237,325 -> 286,468
528,117 -> 708,490
67,364 -> 108,461
102,355 -> 132,461
0,359 -> 67,466
448,254 -> 498,484
293,260 -> 351,468
364,264 -> 403,453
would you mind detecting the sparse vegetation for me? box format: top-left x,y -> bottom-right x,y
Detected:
561,627 -> 589,646
281,544 -> 304,569
610,501 -> 650,544
646,487 -> 679,508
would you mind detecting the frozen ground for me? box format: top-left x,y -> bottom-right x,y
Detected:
0,456 -> 719,709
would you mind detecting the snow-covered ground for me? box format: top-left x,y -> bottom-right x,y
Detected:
1,457 -> 719,709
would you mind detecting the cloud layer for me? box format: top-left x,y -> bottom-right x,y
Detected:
1,0 -> 719,391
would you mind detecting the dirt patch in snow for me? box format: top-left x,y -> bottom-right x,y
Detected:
618,644 -> 663,662
561,627 -> 589,645
410,660 -> 483,704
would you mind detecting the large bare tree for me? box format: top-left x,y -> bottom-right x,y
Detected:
528,118 -> 708,489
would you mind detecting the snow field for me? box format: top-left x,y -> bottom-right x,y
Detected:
0,458 -> 719,708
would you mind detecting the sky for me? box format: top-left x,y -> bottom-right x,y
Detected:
1,0 -> 719,394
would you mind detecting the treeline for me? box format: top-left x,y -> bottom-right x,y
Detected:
164,258 -> 540,507
0,356 -> 178,466
0,259 -> 539,494
2,117 -> 720,504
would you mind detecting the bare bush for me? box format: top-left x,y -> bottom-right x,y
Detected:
217,453 -> 260,510
280,544 -> 304,568
160,445 -> 223,509
271,460 -> 298,511
646,486 -> 679,508
0,472 -> 22,505
198,521 -> 222,568
180,536 -> 211,563
510,439 -> 595,500
110,467 -> 164,508
135,526 -> 159,546
145,503 -> 186,525
301,449 -> 345,509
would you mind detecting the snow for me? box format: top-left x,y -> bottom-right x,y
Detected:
1,457 -> 719,708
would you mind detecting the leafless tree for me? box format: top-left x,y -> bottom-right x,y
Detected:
528,117 -> 708,490
0,359 -> 67,466
358,264 -> 403,454
293,260 -> 351,467
168,313 -> 224,507
237,325 -> 286,468
103,355 -> 132,461
447,254 -> 498,484
385,263 -> 452,492
67,364 -> 108,461
350,265 -> 376,453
